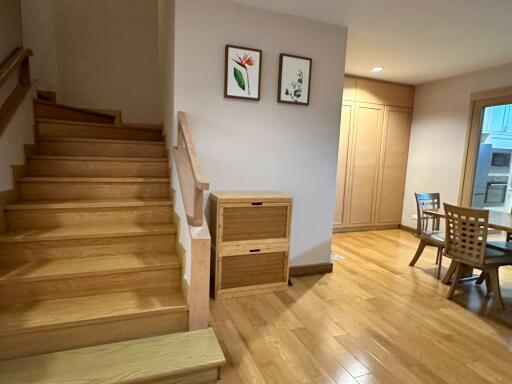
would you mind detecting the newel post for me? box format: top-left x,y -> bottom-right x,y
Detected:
188,221 -> 211,330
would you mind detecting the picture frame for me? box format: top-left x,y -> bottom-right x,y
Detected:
224,44 -> 262,101
278,54 -> 312,105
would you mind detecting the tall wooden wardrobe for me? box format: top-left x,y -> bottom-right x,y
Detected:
333,76 -> 414,232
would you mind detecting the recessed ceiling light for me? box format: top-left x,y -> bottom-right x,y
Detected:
371,66 -> 384,73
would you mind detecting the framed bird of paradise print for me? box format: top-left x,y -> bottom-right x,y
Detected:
224,44 -> 262,100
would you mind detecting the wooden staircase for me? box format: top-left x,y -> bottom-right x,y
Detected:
0,101 -> 223,382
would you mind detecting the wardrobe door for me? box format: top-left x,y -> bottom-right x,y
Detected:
333,101 -> 354,228
375,106 -> 412,225
344,102 -> 384,227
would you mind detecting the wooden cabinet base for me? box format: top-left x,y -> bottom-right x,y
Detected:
333,223 -> 400,233
215,282 -> 288,299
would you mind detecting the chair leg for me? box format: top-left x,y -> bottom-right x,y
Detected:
475,272 -> 486,285
484,273 -> 492,294
436,248 -> 443,279
435,249 -> 440,265
447,262 -> 463,300
409,240 -> 426,267
487,268 -> 505,310
442,260 -> 457,285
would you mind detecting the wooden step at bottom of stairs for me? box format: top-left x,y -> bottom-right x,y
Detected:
37,118 -> 163,141
0,232 -> 176,259
36,137 -> 167,158
0,252 -> 179,279
0,288 -> 189,360
5,199 -> 173,230
0,222 -> 176,243
18,176 -> 171,200
0,328 -> 225,384
28,155 -> 169,177
0,252 -> 181,303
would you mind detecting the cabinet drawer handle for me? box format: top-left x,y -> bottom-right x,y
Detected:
251,202 -> 263,206
249,249 -> 261,253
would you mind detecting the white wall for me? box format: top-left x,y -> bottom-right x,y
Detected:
0,0 -> 21,61
174,0 -> 347,267
158,0 -> 174,151
0,86 -> 36,192
402,62 -> 512,228
0,0 -> 34,193
0,0 -> 23,107
21,0 -> 160,123
20,0 -> 60,93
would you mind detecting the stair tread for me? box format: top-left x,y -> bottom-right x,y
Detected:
0,328 -> 224,383
19,176 -> 170,183
37,117 -> 163,131
0,252 -> 179,282
36,136 -> 165,145
0,223 -> 176,243
6,198 -> 172,210
30,155 -> 167,162
0,288 -> 187,335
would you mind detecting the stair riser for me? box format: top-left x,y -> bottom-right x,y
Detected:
19,181 -> 170,200
6,206 -> 173,230
29,159 -> 169,177
0,311 -> 188,360
38,122 -> 162,141
34,100 -> 117,124
37,139 -> 166,158
0,234 -> 176,261
0,269 -> 180,304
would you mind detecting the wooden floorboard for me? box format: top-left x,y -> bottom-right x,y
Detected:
210,229 -> 512,384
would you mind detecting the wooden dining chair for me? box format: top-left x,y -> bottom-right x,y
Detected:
443,203 -> 512,310
409,193 -> 444,278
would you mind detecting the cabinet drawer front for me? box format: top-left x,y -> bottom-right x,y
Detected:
220,203 -> 290,243
220,251 -> 288,290
219,242 -> 288,257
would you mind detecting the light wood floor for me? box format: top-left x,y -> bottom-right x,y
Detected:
210,229 -> 512,384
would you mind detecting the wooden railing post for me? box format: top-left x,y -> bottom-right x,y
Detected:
188,220 -> 211,330
173,111 -> 211,330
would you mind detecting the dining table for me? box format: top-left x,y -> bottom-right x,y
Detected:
424,207 -> 512,284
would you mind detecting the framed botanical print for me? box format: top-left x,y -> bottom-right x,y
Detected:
224,45 -> 262,100
278,54 -> 312,105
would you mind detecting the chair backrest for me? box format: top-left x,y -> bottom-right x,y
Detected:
443,203 -> 488,267
415,193 -> 441,235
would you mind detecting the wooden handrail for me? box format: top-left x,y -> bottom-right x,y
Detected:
0,47 -> 33,136
173,111 -> 210,226
177,112 -> 209,190
0,47 -> 32,88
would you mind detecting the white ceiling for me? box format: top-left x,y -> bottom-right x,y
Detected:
233,0 -> 512,85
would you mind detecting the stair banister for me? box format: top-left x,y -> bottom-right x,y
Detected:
174,111 -> 209,226
173,111 -> 211,330
0,47 -> 33,136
